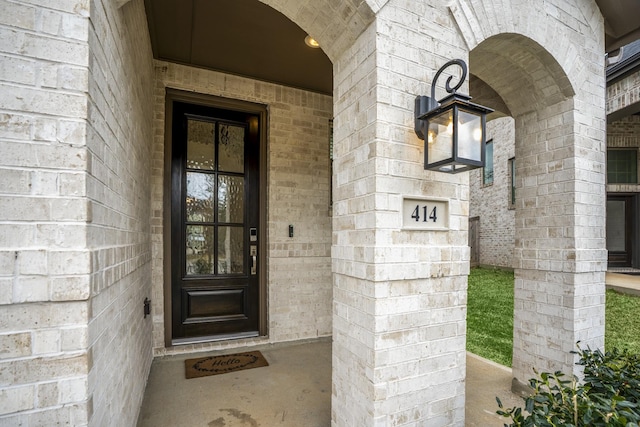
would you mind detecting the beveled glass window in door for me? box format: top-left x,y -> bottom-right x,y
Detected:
185,119 -> 246,276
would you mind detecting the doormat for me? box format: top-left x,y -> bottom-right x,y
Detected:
185,351 -> 269,379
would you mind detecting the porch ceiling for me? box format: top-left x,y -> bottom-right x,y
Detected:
142,0 -> 638,97
596,0 -> 640,53
143,0 -> 333,95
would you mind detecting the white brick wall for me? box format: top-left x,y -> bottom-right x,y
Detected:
0,0 -> 92,424
1,0 -> 159,424
150,61 -> 334,355
85,0 -> 154,425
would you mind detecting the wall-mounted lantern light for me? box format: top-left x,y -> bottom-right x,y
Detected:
415,59 -> 493,173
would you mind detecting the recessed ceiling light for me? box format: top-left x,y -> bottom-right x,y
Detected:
305,35 -> 320,48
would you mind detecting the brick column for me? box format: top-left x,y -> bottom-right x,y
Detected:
331,5 -> 470,425
512,99 -> 607,387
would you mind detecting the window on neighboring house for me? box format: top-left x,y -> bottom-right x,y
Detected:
483,139 -> 494,185
508,157 -> 516,209
607,149 -> 638,184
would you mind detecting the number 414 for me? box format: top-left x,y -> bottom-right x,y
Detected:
411,205 -> 437,223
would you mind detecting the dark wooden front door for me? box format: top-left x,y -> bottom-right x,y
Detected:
171,100 -> 261,343
607,195 -> 634,267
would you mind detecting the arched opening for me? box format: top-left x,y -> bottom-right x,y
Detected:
470,33 -> 574,118
140,0 -> 375,425
468,32 -> 606,393
144,0 -> 375,349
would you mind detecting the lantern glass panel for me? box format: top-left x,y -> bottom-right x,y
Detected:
456,110 -> 482,162
427,110 -> 453,165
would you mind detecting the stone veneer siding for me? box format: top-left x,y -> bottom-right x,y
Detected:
469,117 -> 516,269
150,61 -> 333,355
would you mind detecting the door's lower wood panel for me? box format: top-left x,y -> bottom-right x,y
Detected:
183,288 -> 247,323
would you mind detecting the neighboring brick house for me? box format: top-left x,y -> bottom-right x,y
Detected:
0,0 -> 635,425
606,40 -> 640,269
470,39 -> 640,271
469,116 -> 516,268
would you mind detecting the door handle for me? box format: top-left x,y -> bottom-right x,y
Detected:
250,246 -> 257,275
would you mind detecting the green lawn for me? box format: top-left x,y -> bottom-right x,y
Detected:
466,267 -> 640,367
466,268 -> 514,366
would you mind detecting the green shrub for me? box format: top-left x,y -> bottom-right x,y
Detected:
496,345 -> 640,427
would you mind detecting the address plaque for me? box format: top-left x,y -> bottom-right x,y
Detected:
402,197 -> 449,231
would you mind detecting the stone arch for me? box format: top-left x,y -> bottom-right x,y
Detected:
470,33 -> 575,117
459,0 -> 607,390
449,0 -> 604,93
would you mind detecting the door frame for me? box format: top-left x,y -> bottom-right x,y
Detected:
606,193 -> 636,268
469,216 -> 480,268
163,88 -> 268,346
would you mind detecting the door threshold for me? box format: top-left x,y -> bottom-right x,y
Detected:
171,331 -> 260,346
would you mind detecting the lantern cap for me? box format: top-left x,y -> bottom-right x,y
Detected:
418,92 -> 493,121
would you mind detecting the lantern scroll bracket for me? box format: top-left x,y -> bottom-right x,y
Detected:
430,59 -> 467,100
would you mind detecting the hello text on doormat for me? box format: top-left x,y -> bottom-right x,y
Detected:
184,351 -> 269,379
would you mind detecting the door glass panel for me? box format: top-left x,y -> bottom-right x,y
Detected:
607,200 -> 626,252
187,120 -> 215,170
186,225 -> 214,275
218,175 -> 244,223
186,172 -> 215,222
218,226 -> 244,274
219,124 -> 245,173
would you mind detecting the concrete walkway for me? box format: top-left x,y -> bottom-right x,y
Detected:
606,272 -> 640,296
137,273 -> 640,426
138,340 -> 333,427
465,353 -> 522,426
137,339 -> 523,426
